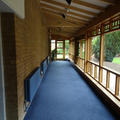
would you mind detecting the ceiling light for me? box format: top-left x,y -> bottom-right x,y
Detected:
66,0 -> 72,5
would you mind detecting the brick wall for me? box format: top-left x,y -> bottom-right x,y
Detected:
1,0 -> 49,119
15,0 -> 48,119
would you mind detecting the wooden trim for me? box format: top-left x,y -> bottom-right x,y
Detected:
85,36 -> 88,73
72,0 -> 104,11
40,2 -> 91,20
115,76 -> 120,96
94,65 -> 97,79
87,60 -> 120,76
77,2 -> 120,37
99,25 -> 104,83
99,0 -> 114,4
40,8 -> 87,25
63,40 -> 65,59
87,60 -> 120,100
106,71 -> 110,88
90,63 -> 93,76
40,0 -> 97,16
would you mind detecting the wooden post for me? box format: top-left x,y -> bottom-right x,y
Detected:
115,76 -> 120,96
99,24 -> 104,83
74,40 -> 79,64
106,71 -> 110,88
90,63 -> 93,76
63,40 -> 65,59
55,40 -> 57,60
94,65 -> 97,79
85,34 -> 88,73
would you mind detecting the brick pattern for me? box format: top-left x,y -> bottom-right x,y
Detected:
1,0 -> 49,119
15,0 -> 48,119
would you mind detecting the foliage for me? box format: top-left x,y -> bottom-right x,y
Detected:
112,57 -> 120,64
92,36 -> 100,60
92,31 -> 120,62
104,31 -> 120,61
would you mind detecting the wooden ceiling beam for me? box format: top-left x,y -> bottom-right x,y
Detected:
72,0 -> 104,11
51,34 -> 70,39
99,0 -> 115,4
40,0 -> 97,16
40,3 -> 91,20
40,8 -> 87,25
76,1 -> 120,37
41,10 -> 84,27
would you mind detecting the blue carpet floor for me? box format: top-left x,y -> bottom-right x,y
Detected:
24,61 -> 117,120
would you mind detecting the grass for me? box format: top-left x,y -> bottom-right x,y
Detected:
112,57 -> 120,64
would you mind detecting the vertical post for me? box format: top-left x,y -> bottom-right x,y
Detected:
94,65 -> 97,79
85,33 -> 88,73
55,39 -> 57,60
99,24 -> 104,83
115,76 -> 120,96
74,39 -> 79,64
90,63 -> 93,76
63,40 -> 65,59
106,71 -> 110,88
80,40 -> 83,68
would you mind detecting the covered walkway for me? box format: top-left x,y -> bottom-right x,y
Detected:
24,61 -> 116,120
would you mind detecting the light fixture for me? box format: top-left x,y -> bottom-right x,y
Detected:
62,14 -> 66,19
66,0 -> 72,5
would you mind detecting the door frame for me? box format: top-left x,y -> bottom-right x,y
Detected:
56,40 -> 65,60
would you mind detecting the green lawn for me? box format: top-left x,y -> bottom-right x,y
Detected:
112,57 -> 120,64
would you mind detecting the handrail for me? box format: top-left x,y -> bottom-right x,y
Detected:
86,60 -> 120,100
76,56 -> 85,60
87,60 -> 120,76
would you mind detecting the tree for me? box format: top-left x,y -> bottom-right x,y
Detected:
92,31 -> 120,62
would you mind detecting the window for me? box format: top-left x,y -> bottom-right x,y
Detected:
103,31 -> 120,93
90,36 -> 100,64
57,41 -> 63,59
51,40 -> 55,52
82,40 -> 85,59
77,40 -> 85,70
103,31 -> 120,72
65,40 -> 69,59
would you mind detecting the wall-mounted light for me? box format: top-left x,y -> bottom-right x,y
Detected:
66,0 -> 72,5
62,14 -> 66,19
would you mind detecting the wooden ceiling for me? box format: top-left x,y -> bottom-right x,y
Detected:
40,0 -> 115,37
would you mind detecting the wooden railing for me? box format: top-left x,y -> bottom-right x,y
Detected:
69,53 -> 75,61
76,56 -> 85,70
87,60 -> 120,100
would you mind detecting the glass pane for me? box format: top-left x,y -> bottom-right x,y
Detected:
103,31 -> 120,73
65,40 -> 69,54
82,40 -> 85,59
57,54 -> 63,59
51,40 -> 55,51
57,41 -> 63,48
91,36 -> 100,64
57,49 -> 63,54
78,42 -> 80,56
65,40 -> 69,59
